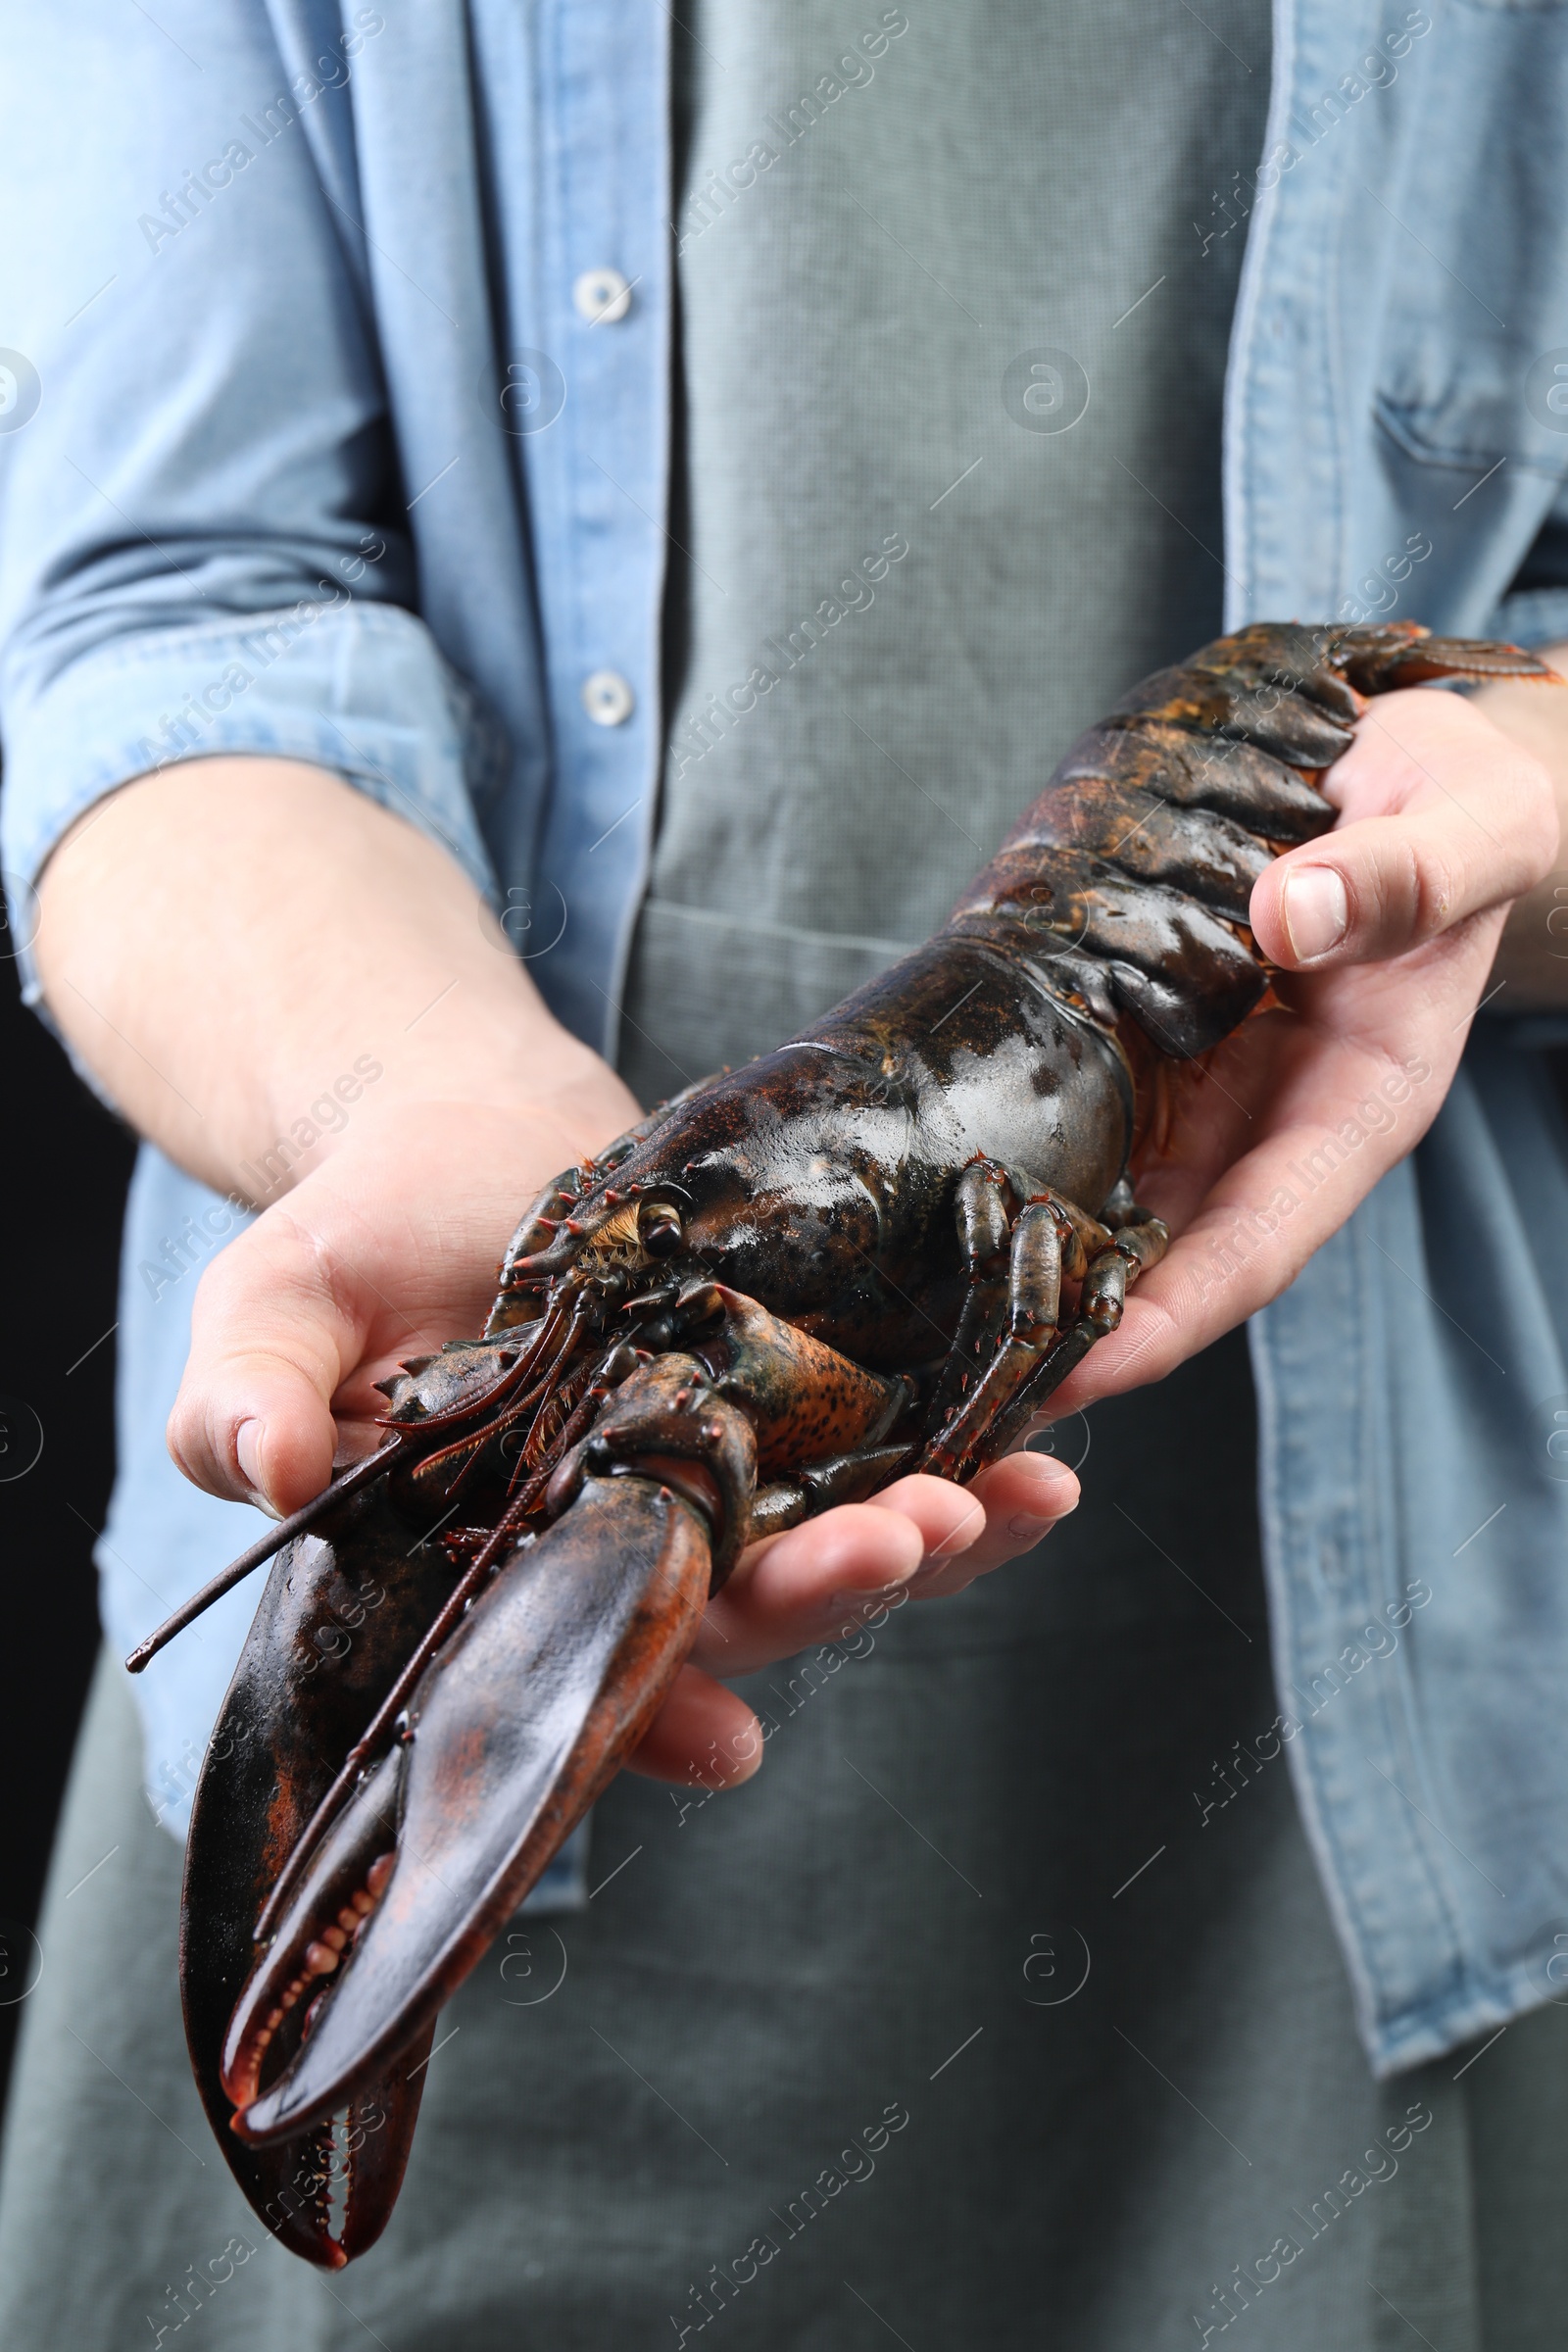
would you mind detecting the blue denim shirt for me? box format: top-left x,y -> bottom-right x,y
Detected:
3,0 -> 1568,2070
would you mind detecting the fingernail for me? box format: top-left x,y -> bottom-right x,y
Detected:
235,1420 -> 264,1494
1006,1510 -> 1066,1541
1015,1456 -> 1074,1493
1282,865 -> 1348,962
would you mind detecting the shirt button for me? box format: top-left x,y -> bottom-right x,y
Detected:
582,669 -> 635,726
572,267 -> 632,325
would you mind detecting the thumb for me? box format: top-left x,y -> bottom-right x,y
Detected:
168,1208 -> 369,1515
1251,806 -> 1548,972
1250,701 -> 1556,971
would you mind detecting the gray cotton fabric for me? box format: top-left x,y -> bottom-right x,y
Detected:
621,0 -> 1271,1102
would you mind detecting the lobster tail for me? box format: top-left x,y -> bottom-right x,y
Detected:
950,621 -> 1556,1062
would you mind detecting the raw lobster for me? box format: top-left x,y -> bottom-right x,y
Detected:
130,621 -> 1551,2264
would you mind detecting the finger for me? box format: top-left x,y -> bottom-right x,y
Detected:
691,1500 -> 924,1675
867,1453 -> 1079,1592
1252,705 -> 1556,972
623,1664 -> 763,1787
168,1206 -> 369,1515
1253,821 -> 1515,971
926,1450 -> 1080,1579
690,1455 -> 1081,1676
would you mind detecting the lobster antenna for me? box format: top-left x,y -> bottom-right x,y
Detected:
124,1436 -> 407,1676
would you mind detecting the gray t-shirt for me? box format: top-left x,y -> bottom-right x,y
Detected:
620,0 -> 1270,1105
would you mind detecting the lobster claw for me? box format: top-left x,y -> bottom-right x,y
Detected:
180,1479 -> 462,2266
217,1358 -> 755,2161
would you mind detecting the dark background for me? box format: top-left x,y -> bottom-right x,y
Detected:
0,942 -> 134,2111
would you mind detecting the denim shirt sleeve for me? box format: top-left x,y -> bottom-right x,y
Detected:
0,0 -> 667,1865
0,0 -> 499,1008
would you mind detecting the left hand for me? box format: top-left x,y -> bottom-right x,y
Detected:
1051,679 -> 1559,1417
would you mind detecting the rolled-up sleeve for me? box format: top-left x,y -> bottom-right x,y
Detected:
0,0 -> 499,999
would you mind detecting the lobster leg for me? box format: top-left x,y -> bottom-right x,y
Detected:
921,1183 -> 1167,1481
921,1161 -> 1014,1435
922,1194 -> 1075,1477
923,1160 -> 1110,1438
982,1214 -> 1168,1464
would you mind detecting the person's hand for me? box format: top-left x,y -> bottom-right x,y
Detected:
168,1091 -> 1078,1793
1052,679 -> 1560,1416
626,1453 -> 1078,1787
167,1092 -> 632,1511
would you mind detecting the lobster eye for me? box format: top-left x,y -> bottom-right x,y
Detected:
639,1200 -> 684,1258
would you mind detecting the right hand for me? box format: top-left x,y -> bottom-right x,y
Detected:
167,1090 -> 636,1514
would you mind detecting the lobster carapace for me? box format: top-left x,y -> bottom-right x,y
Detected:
130,620 -> 1554,2262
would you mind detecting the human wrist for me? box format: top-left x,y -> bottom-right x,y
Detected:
238,1027 -> 639,1209
34,751 -> 643,1196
